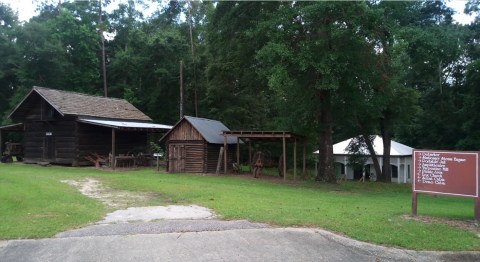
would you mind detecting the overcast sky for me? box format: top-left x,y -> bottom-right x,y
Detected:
0,0 -> 476,24
0,0 -> 159,22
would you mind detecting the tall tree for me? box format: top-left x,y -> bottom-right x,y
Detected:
0,3 -> 19,124
456,0 -> 480,150
13,1 -> 101,97
256,1 -> 377,182
204,1 -> 276,129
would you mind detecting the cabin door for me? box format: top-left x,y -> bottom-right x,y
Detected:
43,133 -> 55,161
168,144 -> 185,173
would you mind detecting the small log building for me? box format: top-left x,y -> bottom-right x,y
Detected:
3,86 -> 171,166
160,116 -> 237,173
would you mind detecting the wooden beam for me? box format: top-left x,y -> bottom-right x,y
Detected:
412,192 -> 418,216
302,141 -> 306,178
223,131 -> 305,141
111,128 -> 116,170
283,134 -> 286,182
475,197 -> 480,222
248,139 -> 252,173
236,137 -> 240,167
223,134 -> 227,175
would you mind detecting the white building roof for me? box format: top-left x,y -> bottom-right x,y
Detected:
315,135 -> 413,156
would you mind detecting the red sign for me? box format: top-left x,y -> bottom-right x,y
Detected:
413,150 -> 479,197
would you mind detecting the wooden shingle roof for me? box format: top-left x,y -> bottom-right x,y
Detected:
10,86 -> 152,121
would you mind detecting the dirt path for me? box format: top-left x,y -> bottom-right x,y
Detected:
61,178 -> 216,223
61,178 -> 154,209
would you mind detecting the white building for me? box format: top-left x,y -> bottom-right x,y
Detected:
316,136 -> 413,183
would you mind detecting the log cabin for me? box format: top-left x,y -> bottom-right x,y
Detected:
160,116 -> 238,173
3,86 -> 171,166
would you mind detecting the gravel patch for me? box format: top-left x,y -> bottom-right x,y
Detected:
99,205 -> 216,223
56,219 -> 270,238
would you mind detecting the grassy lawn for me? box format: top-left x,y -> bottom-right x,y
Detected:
0,163 -> 479,251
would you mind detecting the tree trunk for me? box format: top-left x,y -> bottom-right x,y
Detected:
380,117 -> 392,183
316,90 -> 335,183
361,133 -> 382,181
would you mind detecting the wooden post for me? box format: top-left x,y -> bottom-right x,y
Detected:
294,138 -> 297,181
475,197 -> 480,222
302,141 -> 306,178
283,134 -> 286,182
111,128 -> 116,170
236,137 -> 240,167
224,134 -> 227,174
179,60 -> 184,118
99,0 -> 108,97
248,139 -> 252,172
412,192 -> 418,216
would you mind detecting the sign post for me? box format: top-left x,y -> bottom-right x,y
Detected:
413,150 -> 479,221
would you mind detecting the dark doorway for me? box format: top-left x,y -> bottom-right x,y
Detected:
353,165 -> 371,180
44,134 -> 55,161
353,166 -> 363,180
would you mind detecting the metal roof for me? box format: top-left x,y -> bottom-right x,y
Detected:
161,116 -> 237,144
184,116 -> 237,144
0,123 -> 24,131
78,118 -> 172,131
314,135 -> 413,156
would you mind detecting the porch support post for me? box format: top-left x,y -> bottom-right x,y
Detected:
283,133 -> 287,182
224,134 -> 227,175
236,137 -> 240,167
248,139 -> 252,172
111,128 -> 116,170
302,141 -> 306,178
404,157 -> 407,183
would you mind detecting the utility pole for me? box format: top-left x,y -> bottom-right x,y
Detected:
99,0 -> 107,97
180,60 -> 184,119
187,0 -> 198,117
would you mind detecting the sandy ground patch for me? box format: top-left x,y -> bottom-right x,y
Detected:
61,178 -> 216,223
61,178 -> 152,209
100,205 -> 215,223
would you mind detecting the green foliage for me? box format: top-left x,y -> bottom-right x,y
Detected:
0,3 -> 19,124
0,0 -> 479,165
345,136 -> 372,171
203,1 -> 276,129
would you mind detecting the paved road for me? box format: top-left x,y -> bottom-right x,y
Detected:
1,220 -> 479,262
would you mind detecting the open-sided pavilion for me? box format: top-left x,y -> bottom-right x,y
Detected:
222,131 -> 307,181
